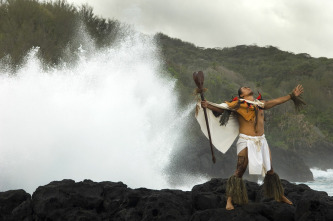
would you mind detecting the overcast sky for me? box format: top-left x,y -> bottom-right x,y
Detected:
69,0 -> 333,58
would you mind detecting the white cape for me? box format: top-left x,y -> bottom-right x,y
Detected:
195,102 -> 239,154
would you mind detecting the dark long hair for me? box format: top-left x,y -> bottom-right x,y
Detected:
238,87 -> 243,98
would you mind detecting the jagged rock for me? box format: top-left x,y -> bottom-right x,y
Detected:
0,178 -> 332,220
31,179 -> 192,221
0,189 -> 32,221
32,179 -> 104,220
190,178 -> 333,221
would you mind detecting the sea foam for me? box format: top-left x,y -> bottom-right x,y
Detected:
301,168 -> 333,196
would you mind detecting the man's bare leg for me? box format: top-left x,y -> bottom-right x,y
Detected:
226,148 -> 248,210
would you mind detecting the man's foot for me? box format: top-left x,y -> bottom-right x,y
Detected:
226,197 -> 235,210
277,195 -> 293,205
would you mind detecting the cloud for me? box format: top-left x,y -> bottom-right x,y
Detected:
70,0 -> 333,57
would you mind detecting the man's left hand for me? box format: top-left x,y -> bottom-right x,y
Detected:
293,84 -> 304,97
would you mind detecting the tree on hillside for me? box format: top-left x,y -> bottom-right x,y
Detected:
0,0 -> 119,69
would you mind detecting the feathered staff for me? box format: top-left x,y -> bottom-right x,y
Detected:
193,71 -> 216,163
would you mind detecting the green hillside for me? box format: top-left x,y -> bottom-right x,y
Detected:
156,33 -> 333,150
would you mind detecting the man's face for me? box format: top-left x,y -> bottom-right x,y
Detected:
240,87 -> 253,97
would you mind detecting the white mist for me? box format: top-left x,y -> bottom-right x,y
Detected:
0,30 -> 196,193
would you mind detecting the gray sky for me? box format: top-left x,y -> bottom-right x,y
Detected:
69,0 -> 333,58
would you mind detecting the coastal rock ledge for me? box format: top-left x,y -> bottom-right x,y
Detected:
0,179 -> 332,221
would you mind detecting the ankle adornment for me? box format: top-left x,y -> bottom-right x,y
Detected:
226,175 -> 248,205
263,172 -> 284,201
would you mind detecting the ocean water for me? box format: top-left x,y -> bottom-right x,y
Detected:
300,168 -> 333,196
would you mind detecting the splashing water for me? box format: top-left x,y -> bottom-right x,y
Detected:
0,31 -> 197,193
301,168 -> 333,196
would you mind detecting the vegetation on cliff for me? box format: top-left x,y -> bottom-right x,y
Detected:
156,33 -> 333,148
0,0 -> 119,68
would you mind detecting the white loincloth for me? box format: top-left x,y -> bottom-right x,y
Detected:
237,133 -> 271,176
195,102 -> 239,154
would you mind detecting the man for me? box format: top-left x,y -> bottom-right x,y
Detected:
200,85 -> 304,210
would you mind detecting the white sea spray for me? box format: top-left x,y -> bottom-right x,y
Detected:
0,29 -> 201,193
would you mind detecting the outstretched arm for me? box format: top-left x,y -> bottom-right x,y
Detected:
201,100 -> 225,113
264,84 -> 304,110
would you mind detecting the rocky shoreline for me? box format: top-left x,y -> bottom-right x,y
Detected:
1,178 -> 332,221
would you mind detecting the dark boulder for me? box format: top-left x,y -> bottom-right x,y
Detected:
0,189 -> 32,221
32,179 -> 104,220
30,179 -> 192,221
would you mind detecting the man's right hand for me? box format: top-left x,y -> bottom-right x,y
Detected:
201,100 -> 208,108
292,84 -> 304,97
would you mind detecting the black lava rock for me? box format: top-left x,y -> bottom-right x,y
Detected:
0,178 -> 332,220
0,189 -> 32,221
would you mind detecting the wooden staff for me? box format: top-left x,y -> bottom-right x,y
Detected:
193,71 -> 216,164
